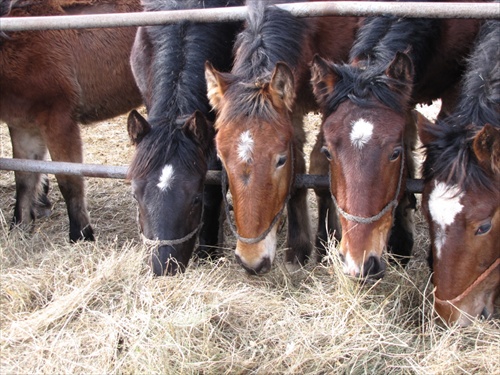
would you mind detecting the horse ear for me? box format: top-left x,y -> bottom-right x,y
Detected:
311,54 -> 338,109
269,62 -> 295,112
183,110 -> 213,155
127,109 -> 151,145
385,51 -> 414,84
414,110 -> 438,146
205,61 -> 229,112
472,124 -> 500,175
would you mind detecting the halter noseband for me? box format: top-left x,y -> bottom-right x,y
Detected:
330,146 -> 405,224
222,145 -> 295,245
434,257 -> 500,306
140,204 -> 204,248
140,221 -> 203,248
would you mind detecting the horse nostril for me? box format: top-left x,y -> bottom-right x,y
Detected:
480,307 -> 490,320
362,256 -> 386,280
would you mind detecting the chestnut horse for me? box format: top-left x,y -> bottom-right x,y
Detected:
0,0 -> 142,241
419,19 -> 499,327
311,0 -> 482,280
127,0 -> 243,275
205,0 -> 359,274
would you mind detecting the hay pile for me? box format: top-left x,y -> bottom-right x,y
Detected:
1,107 -> 499,374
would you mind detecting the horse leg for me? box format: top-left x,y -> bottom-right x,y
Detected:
8,125 -> 51,229
388,191 -> 415,267
39,112 -> 94,242
309,130 -> 341,262
197,183 -> 223,259
285,113 -> 312,268
388,110 -> 417,266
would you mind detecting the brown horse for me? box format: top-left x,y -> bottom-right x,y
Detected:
419,19 -> 499,327
205,0 -> 359,274
310,0 -> 482,281
0,0 -> 142,241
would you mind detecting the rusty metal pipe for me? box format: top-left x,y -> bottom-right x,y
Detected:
0,2 -> 498,32
0,158 -> 425,193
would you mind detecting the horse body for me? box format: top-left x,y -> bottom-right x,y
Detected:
1,0 -> 142,241
205,0 -> 359,274
420,19 -> 500,327
127,0 -> 243,275
311,0 -> 482,280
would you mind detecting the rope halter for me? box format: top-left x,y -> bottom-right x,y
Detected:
140,203 -> 204,248
434,257 -> 500,306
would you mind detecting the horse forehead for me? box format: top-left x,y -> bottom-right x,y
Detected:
157,164 -> 175,191
237,130 -> 254,163
428,181 -> 464,228
349,118 -> 374,149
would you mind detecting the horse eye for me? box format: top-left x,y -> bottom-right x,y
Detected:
321,146 -> 332,161
277,155 -> 287,168
390,148 -> 402,161
193,194 -> 202,206
475,222 -> 492,236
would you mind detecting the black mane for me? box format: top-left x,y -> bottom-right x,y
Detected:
223,0 -> 308,122
326,0 -> 440,115
423,19 -> 500,192
129,117 -> 208,180
129,0 -> 242,178
321,62 -> 412,115
141,0 -> 241,124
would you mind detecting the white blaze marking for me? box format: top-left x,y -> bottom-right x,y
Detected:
157,164 -> 175,191
350,118 -> 374,149
428,181 -> 464,259
237,130 -> 254,163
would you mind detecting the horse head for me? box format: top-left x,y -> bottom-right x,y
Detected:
421,121 -> 500,326
127,110 -> 213,275
205,61 -> 299,275
311,52 -> 416,281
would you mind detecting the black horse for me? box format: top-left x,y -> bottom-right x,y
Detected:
127,0 -> 243,275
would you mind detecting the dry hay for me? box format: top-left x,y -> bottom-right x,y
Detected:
1,103 -> 499,374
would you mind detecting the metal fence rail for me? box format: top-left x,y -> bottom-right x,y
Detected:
0,158 -> 425,193
1,2 -> 499,32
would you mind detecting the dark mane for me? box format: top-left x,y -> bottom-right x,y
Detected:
141,0 -> 241,123
350,12 -> 439,83
423,19 -> 500,192
325,3 -> 440,115
129,0 -> 241,178
223,0 -> 307,123
322,62 -> 412,115
128,117 -> 208,180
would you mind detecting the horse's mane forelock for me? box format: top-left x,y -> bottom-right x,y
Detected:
323,62 -> 412,116
423,19 -> 500,193
127,119 -> 208,180
223,1 -> 307,123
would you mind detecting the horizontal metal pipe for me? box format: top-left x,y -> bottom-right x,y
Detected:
1,2 -> 498,32
0,158 -> 424,193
